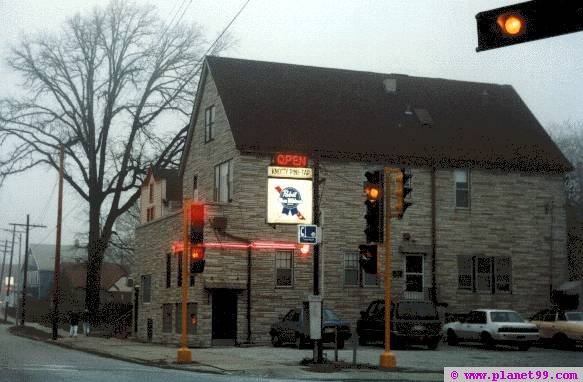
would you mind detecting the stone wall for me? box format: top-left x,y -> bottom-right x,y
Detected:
133,69 -> 569,345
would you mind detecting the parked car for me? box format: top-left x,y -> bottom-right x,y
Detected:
269,307 -> 351,349
530,309 -> 583,349
356,299 -> 442,349
444,309 -> 539,350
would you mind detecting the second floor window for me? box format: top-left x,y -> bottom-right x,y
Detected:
454,169 -> 470,208
192,175 -> 198,200
146,207 -> 155,222
214,159 -> 233,203
205,105 -> 215,142
165,253 -> 171,288
149,183 -> 154,203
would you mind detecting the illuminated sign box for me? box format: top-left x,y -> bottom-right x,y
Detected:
267,178 -> 313,224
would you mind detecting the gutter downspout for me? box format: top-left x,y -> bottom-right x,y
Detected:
431,166 -> 437,302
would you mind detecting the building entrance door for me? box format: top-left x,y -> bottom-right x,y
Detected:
212,289 -> 237,345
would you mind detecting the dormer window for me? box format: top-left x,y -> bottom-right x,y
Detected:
205,105 -> 215,143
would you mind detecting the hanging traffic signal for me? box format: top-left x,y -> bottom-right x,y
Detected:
395,168 -> 412,219
476,1 -> 583,52
363,171 -> 383,243
359,244 -> 378,274
189,203 -> 205,273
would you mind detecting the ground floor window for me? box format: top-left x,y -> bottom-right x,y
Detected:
344,253 -> 378,287
141,275 -> 151,303
175,302 -> 197,334
457,255 -> 512,293
405,255 -> 423,292
162,304 -> 172,333
275,251 -> 293,287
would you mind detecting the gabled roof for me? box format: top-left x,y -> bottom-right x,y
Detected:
28,244 -> 87,271
61,261 -> 128,291
197,56 -> 570,172
143,165 -> 182,201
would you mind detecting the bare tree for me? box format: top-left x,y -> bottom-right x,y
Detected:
547,120 -> 583,280
0,0 -> 232,316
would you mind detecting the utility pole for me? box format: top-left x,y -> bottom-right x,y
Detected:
15,233 -> 22,324
312,156 -> 323,364
10,217 -> 46,326
52,144 -> 64,340
4,226 -> 17,322
0,240 -> 8,299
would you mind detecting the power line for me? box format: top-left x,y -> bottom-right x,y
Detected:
203,0 -> 252,58
39,177 -> 59,224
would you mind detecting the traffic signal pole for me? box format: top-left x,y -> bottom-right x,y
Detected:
380,167 -> 397,369
312,157 -> 323,364
177,199 -> 192,363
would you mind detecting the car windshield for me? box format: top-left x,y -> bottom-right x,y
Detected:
490,311 -> 524,323
565,312 -> 583,321
396,302 -> 437,319
323,309 -> 340,321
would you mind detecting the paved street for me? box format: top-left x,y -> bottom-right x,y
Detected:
1,318 -> 581,382
0,324 -> 299,382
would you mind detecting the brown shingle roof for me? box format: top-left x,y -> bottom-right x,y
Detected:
144,166 -> 182,201
62,262 -> 127,290
205,56 -> 571,172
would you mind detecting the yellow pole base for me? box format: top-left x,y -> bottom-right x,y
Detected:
379,351 -> 397,369
177,347 -> 192,364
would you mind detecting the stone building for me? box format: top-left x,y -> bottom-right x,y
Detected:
133,56 -> 571,346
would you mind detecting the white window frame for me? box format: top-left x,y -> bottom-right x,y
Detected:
275,251 -> 293,288
404,254 -> 424,292
454,168 -> 470,208
214,159 -> 233,203
344,253 -> 378,287
344,253 -> 359,287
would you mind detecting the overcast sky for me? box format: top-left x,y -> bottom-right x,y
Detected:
0,0 -> 582,249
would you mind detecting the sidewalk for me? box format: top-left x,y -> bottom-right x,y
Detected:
6,317 -> 443,381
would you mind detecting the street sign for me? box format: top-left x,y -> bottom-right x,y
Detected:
298,224 -> 321,244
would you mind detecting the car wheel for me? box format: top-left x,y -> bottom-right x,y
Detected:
553,333 -> 574,350
358,335 -> 367,346
481,332 -> 495,349
271,334 -> 281,347
337,338 -> 345,350
427,339 -> 440,350
446,330 -> 458,346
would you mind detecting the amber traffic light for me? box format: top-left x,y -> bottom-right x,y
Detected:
476,0 -> 583,52
363,171 -> 383,243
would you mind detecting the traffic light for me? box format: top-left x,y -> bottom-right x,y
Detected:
363,171 -> 383,243
359,244 -> 378,274
395,168 -> 412,219
189,203 -> 205,273
476,1 -> 583,52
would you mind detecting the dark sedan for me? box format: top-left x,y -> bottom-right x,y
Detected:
269,307 -> 351,349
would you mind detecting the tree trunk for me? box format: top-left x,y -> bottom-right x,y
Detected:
85,201 -> 105,320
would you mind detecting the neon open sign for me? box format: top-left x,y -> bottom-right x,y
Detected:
275,153 -> 309,167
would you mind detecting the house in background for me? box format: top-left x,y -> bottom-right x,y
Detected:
23,243 -> 86,301
60,261 -> 132,310
140,165 -> 183,224
134,56 -> 572,346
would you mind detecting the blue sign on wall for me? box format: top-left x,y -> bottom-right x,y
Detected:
298,224 -> 320,244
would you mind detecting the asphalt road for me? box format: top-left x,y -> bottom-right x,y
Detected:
0,324 -> 298,382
